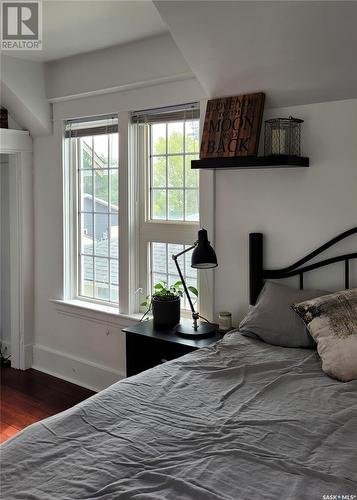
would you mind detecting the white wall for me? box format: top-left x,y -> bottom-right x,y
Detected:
0,156 -> 11,351
215,98 -> 357,324
33,93 -> 357,390
0,55 -> 51,136
45,33 -> 193,102
32,76 -> 206,391
7,113 -> 23,130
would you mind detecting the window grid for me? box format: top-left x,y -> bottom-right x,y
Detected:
165,126 -> 168,220
149,119 -> 199,222
79,211 -> 118,215
183,122 -> 186,221
150,242 -> 198,311
78,167 -> 119,171
77,133 -> 119,305
107,134 -> 111,302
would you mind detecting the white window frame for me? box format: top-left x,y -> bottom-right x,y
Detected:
132,102 -> 215,320
197,101 -> 215,321
62,101 -> 215,321
63,115 -> 121,310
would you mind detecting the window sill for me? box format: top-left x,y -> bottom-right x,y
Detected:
50,299 -> 142,328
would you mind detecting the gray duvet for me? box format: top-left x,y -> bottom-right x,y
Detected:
1,332 -> 357,500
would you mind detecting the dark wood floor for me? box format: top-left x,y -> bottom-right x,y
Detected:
0,367 -> 95,443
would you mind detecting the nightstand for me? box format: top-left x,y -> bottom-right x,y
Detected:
123,318 -> 222,377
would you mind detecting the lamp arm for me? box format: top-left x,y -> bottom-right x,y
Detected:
172,245 -> 197,318
172,244 -> 196,260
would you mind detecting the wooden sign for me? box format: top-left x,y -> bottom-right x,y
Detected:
200,92 -> 265,158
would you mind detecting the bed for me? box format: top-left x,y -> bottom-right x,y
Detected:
2,229 -> 357,500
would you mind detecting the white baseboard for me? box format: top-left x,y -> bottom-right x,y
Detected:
32,344 -> 125,392
24,343 -> 33,369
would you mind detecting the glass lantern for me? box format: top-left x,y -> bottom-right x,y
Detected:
264,116 -> 303,156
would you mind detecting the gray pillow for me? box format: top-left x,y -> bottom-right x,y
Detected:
239,281 -> 328,348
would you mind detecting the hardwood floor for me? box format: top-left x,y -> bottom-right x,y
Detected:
0,367 -> 95,443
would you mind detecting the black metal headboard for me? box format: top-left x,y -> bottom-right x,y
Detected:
249,227 -> 357,305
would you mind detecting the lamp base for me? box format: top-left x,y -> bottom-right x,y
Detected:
175,322 -> 216,339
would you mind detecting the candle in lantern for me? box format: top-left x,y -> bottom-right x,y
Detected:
271,127 -> 287,155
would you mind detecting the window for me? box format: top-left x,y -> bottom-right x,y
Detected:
150,120 -> 199,221
132,103 -> 201,311
64,116 -> 119,306
63,104 -> 213,319
151,242 -> 197,310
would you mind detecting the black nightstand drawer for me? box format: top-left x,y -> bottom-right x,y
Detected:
123,319 -> 221,377
126,333 -> 195,377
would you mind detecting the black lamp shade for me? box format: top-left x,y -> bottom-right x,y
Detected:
191,229 -> 218,269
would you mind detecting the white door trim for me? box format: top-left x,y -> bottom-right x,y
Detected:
9,154 -> 22,368
1,130 -> 33,369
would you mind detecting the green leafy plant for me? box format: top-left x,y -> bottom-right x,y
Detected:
141,280 -> 198,307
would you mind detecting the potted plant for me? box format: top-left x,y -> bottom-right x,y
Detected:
141,280 -> 198,328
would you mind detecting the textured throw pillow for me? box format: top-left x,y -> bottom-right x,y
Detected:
292,288 -> 357,382
239,281 -> 328,348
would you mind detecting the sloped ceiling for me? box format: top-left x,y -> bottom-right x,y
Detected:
154,1 -> 357,107
1,1 -> 167,62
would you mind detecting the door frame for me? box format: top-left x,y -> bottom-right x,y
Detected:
1,129 -> 33,369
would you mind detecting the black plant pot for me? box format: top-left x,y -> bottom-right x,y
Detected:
152,296 -> 180,328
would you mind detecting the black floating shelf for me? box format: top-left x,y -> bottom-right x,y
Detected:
191,155 -> 309,170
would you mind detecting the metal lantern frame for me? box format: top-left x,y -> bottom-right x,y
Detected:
264,116 -> 303,157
